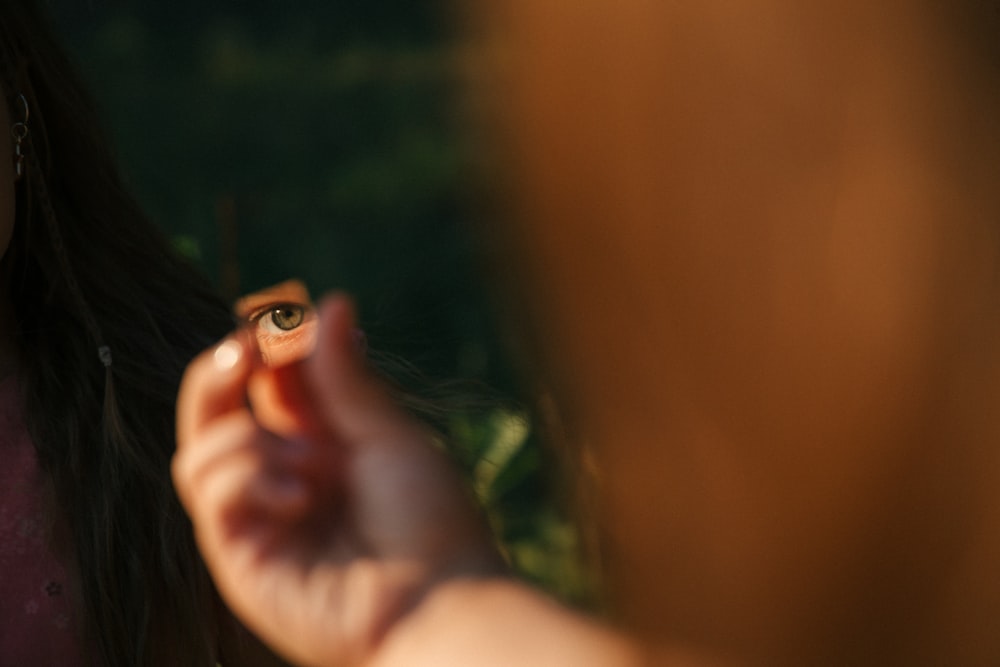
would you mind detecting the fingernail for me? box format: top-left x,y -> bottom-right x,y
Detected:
214,339 -> 243,370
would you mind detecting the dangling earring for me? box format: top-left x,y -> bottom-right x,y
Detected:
10,94 -> 29,180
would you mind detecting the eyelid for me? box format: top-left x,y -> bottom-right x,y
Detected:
245,301 -> 309,324
242,300 -> 319,366
234,280 -> 313,320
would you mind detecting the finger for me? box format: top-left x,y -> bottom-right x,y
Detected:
174,411 -> 313,518
246,359 -> 349,486
173,409 -> 262,509
176,331 -> 256,448
203,448 -> 311,530
305,294 -> 416,444
247,360 -> 321,439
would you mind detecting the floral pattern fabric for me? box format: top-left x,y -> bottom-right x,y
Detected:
0,377 -> 83,665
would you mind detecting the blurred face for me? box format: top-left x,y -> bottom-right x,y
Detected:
496,0 -> 1000,661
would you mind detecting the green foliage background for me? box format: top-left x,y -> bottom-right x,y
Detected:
46,0 -> 593,606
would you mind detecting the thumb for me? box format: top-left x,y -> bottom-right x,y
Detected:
304,294 -> 414,444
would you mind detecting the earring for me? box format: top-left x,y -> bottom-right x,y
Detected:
10,94 -> 29,179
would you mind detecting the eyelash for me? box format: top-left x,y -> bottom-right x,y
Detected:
247,302 -> 310,335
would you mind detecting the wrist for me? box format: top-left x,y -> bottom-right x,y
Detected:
365,577 -> 644,667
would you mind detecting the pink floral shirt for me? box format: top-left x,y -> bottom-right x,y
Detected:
0,376 -> 84,665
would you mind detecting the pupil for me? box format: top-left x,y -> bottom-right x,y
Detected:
270,306 -> 303,331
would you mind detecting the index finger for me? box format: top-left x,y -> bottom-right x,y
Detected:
176,331 -> 256,449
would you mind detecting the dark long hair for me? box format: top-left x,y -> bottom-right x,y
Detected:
0,3 -> 235,665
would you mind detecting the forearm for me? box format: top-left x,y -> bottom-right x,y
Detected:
367,578 -> 646,667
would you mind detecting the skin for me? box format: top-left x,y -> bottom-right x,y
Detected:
491,1 -> 1000,662
175,1 -> 1000,665
172,297 -> 711,667
236,279 -> 320,435
235,279 -> 319,368
174,295 -> 514,667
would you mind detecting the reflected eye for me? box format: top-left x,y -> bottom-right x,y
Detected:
251,303 -> 307,334
235,280 -> 317,367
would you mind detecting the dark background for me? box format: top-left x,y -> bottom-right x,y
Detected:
47,0 -> 501,390
44,0 -> 594,605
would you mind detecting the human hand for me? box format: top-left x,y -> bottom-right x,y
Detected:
173,294 -> 504,667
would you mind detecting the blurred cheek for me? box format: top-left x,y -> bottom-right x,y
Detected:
586,116 -> 954,649
502,0 -> 985,650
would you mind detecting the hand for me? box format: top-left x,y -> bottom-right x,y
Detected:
173,294 -> 504,667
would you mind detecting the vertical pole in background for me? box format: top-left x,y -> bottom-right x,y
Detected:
216,194 -> 240,302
